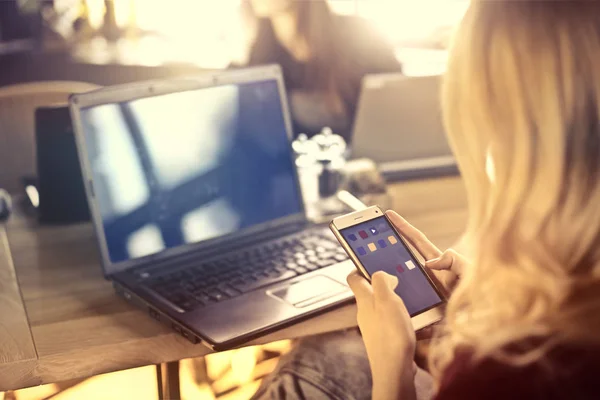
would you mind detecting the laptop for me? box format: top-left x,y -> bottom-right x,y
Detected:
69,65 -> 355,350
351,73 -> 459,181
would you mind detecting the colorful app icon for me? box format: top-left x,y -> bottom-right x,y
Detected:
358,230 -> 369,239
369,227 -> 379,235
388,236 -> 398,245
368,243 -> 377,252
357,246 -> 367,256
396,264 -> 404,273
348,234 -> 357,241
377,239 -> 387,248
405,260 -> 416,270
378,223 -> 390,232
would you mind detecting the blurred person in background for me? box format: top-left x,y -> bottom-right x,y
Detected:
252,2 -> 600,399
235,0 -> 401,141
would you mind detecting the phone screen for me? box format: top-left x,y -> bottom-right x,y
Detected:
340,216 -> 443,316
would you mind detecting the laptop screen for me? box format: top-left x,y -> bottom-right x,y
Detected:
79,79 -> 303,264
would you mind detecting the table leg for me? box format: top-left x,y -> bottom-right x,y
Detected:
4,391 -> 16,400
156,361 -> 181,400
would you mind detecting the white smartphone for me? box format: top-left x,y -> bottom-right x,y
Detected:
330,206 -> 445,331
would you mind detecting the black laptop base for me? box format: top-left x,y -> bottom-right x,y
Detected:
137,229 -> 348,313
112,226 -> 354,350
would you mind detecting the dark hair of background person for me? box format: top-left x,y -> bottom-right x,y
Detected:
239,0 -> 401,141
248,1 -> 341,110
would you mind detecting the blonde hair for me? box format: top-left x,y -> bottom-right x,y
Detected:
432,1 -> 600,378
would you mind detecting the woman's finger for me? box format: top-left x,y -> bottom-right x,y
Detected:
371,271 -> 398,303
347,271 -> 373,305
446,249 -> 467,276
425,251 -> 453,270
372,272 -> 412,324
426,248 -> 466,276
386,211 -> 442,260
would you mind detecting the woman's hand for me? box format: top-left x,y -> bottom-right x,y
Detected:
347,271 -> 417,400
386,210 -> 467,294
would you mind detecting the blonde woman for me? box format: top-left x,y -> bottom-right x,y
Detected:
254,2 -> 600,399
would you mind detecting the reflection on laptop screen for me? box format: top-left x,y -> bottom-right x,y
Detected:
80,79 -> 302,264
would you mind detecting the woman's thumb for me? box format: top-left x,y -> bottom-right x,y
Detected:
372,271 -> 398,301
425,251 -> 453,270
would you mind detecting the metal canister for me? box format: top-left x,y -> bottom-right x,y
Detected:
292,128 -> 348,219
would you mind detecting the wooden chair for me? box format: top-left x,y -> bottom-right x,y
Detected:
0,81 -> 100,194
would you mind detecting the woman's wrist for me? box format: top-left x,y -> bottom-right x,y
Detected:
372,351 -> 416,400
372,356 -> 417,400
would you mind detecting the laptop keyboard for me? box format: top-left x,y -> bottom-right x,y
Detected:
140,229 -> 348,312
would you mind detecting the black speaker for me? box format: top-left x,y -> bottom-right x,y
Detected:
35,105 -> 90,224
0,189 -> 12,222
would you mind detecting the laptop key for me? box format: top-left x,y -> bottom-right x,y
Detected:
253,271 -> 270,279
176,270 -> 190,279
307,256 -> 319,263
163,283 -> 181,293
272,258 -> 286,265
220,286 -> 240,298
319,252 -> 335,260
265,243 -> 277,252
273,255 -> 287,263
335,254 -> 348,262
240,275 -> 257,284
317,259 -> 335,268
206,290 -> 226,302
232,270 -> 298,293
221,271 -> 237,281
230,278 -> 245,286
169,294 -> 187,304
265,268 -> 279,276
305,263 -> 318,271
294,266 -> 308,275
227,271 -> 243,281
206,277 -> 219,286
181,297 -> 199,310
182,282 -> 195,291
212,263 -> 229,272
282,250 -> 295,257
194,292 -> 214,304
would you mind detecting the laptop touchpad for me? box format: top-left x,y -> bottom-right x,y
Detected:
269,276 -> 350,308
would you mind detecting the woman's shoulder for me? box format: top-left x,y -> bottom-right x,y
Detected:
435,342 -> 600,400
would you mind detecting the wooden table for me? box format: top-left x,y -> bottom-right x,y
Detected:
0,177 -> 467,392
